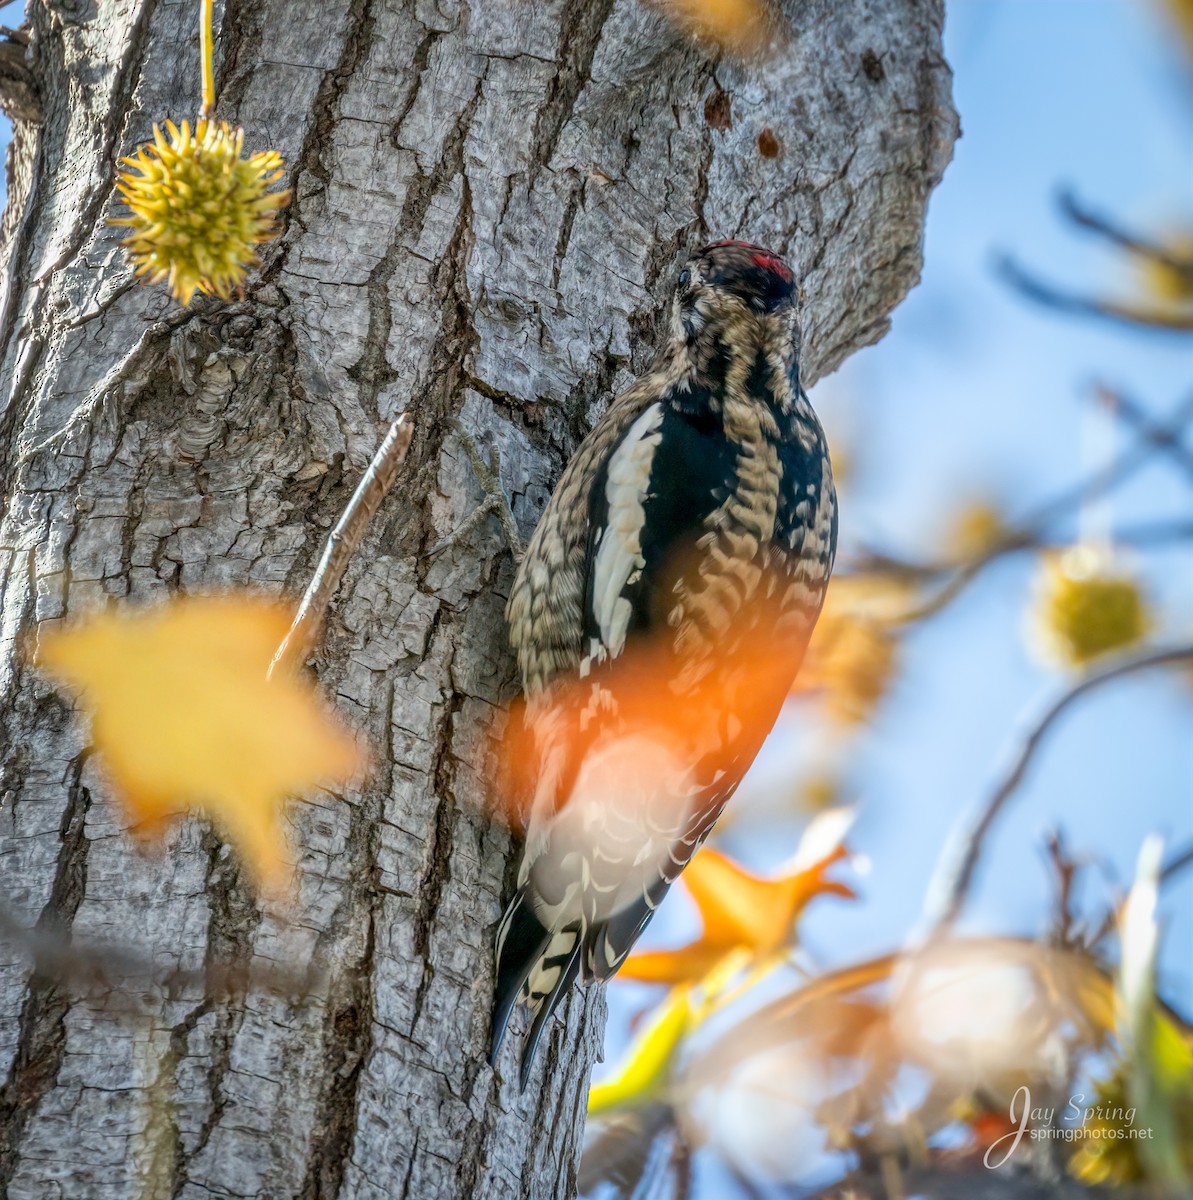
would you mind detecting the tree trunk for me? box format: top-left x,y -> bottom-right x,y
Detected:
0,1 -> 956,1196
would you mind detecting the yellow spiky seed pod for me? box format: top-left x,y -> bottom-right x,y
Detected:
111,119 -> 290,304
1031,547 -> 1150,669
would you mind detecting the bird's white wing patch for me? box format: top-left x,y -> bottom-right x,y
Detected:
590,402 -> 665,659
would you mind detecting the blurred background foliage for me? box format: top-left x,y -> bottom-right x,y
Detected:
584,1 -> 1193,1196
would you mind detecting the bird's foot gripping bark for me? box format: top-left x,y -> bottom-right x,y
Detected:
428,420 -> 526,562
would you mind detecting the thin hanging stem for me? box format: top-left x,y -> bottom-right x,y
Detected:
199,0 -> 216,119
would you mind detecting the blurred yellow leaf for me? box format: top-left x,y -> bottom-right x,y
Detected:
1069,1012 -> 1193,1186
35,596 -> 362,888
621,833 -> 854,986
1071,838 -> 1193,1187
796,576 -> 906,723
1069,1069 -> 1146,1186
588,986 -> 694,1117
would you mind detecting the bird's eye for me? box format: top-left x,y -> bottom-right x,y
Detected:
677,268 -> 691,290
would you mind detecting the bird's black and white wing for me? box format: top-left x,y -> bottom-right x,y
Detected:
493,386 -> 833,1083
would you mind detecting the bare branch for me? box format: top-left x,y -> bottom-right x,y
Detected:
1094,385 -> 1193,478
920,645 -> 1193,937
269,414 -> 414,678
1059,189 -> 1193,283
1018,395 -> 1193,531
1161,842 -> 1193,887
1085,838 -> 1193,952
997,255 -> 1193,333
0,900 -> 327,1004
847,396 -> 1193,625
1079,518 -> 1193,547
671,1140 -> 694,1200
1043,829 -> 1082,946
850,520 -> 1191,592
857,519 -> 1193,625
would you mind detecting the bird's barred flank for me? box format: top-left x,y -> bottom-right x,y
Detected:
490,240 -> 838,1088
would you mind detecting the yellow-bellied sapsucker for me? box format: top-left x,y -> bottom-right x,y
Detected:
490,240 -> 837,1086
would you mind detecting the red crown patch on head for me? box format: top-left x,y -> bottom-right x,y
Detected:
701,239 -> 794,284
750,250 -> 794,283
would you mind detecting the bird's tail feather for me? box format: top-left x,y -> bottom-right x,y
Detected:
490,885 -> 587,1089
489,886 -> 550,1066
520,941 -> 581,1091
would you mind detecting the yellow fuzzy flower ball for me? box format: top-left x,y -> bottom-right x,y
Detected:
1032,548 -> 1149,668
112,119 -> 290,304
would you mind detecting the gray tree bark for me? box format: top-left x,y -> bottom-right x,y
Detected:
0,0 -> 956,1196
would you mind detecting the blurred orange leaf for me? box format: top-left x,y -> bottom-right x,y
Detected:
493,588 -> 847,947
621,831 -> 855,986
655,0 -> 777,58
35,596 -> 362,888
496,588 -> 809,832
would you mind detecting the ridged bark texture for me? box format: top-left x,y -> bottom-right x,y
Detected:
0,0 -> 956,1196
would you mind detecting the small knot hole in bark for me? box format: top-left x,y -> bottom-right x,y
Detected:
704,87 -> 732,130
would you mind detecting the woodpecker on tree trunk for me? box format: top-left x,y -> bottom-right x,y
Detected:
490,240 -> 838,1087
